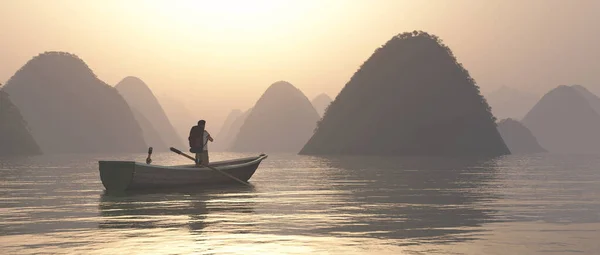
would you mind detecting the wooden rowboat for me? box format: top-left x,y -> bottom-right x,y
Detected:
98,154 -> 268,192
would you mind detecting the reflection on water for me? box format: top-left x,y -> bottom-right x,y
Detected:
98,186 -> 257,232
251,155 -> 502,245
1,152 -> 600,254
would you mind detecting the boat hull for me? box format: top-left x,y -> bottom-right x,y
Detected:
99,154 -> 267,192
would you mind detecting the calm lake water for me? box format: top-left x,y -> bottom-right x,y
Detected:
1,152 -> 600,254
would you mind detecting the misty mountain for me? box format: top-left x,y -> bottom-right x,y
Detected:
213,108 -> 252,151
301,31 -> 509,156
231,81 -> 320,152
131,107 -> 168,151
115,77 -> 183,149
0,89 -> 41,155
572,85 -> 600,115
497,118 -> 546,154
522,85 -> 600,153
311,93 -> 333,117
212,109 -> 242,151
157,95 -> 196,144
486,86 -> 539,120
2,52 -> 147,153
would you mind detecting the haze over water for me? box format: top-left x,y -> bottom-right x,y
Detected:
2,1 -> 600,254
1,153 -> 599,254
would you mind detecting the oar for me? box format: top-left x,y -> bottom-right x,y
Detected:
169,147 -> 251,186
146,147 -> 153,164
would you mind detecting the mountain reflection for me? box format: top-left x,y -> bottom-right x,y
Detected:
315,155 -> 503,244
97,155 -> 502,245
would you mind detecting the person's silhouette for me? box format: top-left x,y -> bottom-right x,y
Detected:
188,120 -> 213,165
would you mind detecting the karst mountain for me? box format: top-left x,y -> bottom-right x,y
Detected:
497,118 -> 546,154
311,93 -> 333,117
3,52 -> 147,153
212,109 -> 242,151
301,31 -> 509,156
231,81 -> 320,152
0,89 -> 41,155
115,77 -> 184,150
523,85 -> 600,153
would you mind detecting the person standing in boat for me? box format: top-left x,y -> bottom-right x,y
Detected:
189,120 -> 214,165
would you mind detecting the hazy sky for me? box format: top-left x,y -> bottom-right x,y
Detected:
1,0 -> 599,129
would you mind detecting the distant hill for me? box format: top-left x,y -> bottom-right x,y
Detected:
311,93 -> 333,117
572,85 -> 600,115
213,108 -> 252,151
522,85 -> 600,153
301,31 -> 509,156
231,81 -> 320,152
157,95 -> 196,143
0,89 -> 41,155
3,52 -> 147,153
212,109 -> 242,151
131,107 -> 168,151
497,118 -> 546,154
486,86 -> 539,120
115,77 -> 183,150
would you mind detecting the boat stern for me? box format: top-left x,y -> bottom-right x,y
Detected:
98,161 -> 136,192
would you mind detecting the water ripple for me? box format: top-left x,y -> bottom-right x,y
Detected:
1,152 -> 600,254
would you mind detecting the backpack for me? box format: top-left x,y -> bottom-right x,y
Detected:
188,126 -> 205,153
